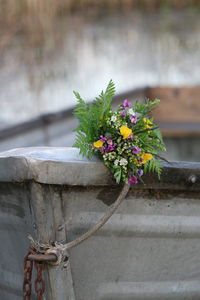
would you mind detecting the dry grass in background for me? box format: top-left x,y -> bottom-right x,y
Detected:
1,0 -> 200,29
1,0 -> 199,35
0,0 -> 199,61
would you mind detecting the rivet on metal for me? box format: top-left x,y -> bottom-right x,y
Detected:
188,175 -> 197,184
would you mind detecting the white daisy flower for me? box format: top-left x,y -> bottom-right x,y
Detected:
128,108 -> 135,116
111,115 -> 117,122
119,158 -> 128,166
114,159 -> 119,166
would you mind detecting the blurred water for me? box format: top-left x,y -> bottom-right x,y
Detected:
1,10 -> 200,127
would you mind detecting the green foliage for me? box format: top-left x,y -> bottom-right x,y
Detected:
112,166 -> 122,184
73,131 -> 93,158
144,158 -> 162,179
73,80 -> 115,157
93,79 -> 115,119
134,98 -> 160,117
73,80 -> 166,183
138,131 -> 166,153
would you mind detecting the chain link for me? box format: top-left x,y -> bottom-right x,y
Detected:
34,261 -> 45,300
23,249 -> 34,300
23,248 -> 46,300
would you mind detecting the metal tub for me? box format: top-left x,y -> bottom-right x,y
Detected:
0,147 -> 200,299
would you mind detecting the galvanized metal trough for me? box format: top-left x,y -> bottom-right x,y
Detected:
0,147 -> 200,299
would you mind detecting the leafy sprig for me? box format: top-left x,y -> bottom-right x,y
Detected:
73,80 -> 115,158
73,81 -> 166,183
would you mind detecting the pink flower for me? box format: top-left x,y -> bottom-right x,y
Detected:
120,110 -> 126,117
99,148 -> 104,153
100,135 -> 107,141
132,146 -> 141,154
107,139 -> 113,145
130,115 -> 137,124
128,176 -> 138,184
122,99 -> 131,107
108,145 -> 115,151
104,144 -> 116,152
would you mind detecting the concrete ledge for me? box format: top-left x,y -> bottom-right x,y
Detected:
0,147 -> 200,189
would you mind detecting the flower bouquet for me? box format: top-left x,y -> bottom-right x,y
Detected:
73,80 -> 166,184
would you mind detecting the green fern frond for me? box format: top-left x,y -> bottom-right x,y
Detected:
135,98 -> 160,117
73,80 -> 116,157
73,131 -> 93,158
94,79 -> 115,118
144,159 -> 162,179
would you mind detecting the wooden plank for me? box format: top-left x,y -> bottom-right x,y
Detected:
147,86 -> 200,123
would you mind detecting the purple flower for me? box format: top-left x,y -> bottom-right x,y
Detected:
128,178 -> 132,184
122,99 -> 131,107
99,147 -> 105,153
108,145 -> 115,151
100,135 -> 107,142
130,115 -> 137,124
104,144 -> 116,152
128,176 -> 138,184
137,169 -> 144,177
120,110 -> 126,117
132,146 -> 141,154
132,176 -> 138,184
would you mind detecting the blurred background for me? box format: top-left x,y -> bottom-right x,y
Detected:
0,0 -> 200,161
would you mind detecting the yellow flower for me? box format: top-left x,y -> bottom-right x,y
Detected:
120,126 -> 132,139
93,140 -> 104,148
141,153 -> 153,164
133,159 -> 141,167
143,118 -> 153,129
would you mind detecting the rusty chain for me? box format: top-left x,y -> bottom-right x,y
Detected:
34,261 -> 45,300
23,248 -> 45,300
23,249 -> 34,300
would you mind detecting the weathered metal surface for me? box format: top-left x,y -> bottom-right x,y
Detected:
0,182 -> 34,300
63,187 -> 200,300
163,137 -> 200,162
0,147 -> 200,190
30,182 -> 75,299
1,147 -> 200,299
158,122 -> 200,138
